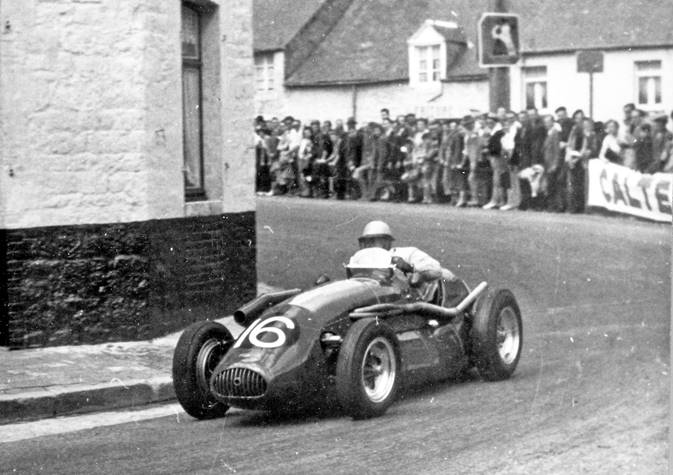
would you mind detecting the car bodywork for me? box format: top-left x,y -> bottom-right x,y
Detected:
209,269 -> 476,413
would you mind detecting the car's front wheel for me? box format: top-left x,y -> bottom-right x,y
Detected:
172,320 -> 233,419
470,288 -> 523,381
335,319 -> 401,419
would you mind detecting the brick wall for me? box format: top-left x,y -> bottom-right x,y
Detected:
1,212 -> 256,348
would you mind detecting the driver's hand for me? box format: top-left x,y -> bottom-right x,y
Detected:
409,273 -> 422,287
391,256 -> 414,274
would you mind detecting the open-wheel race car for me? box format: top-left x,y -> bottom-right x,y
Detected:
172,248 -> 523,420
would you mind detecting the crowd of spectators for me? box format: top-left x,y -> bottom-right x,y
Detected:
254,104 -> 673,213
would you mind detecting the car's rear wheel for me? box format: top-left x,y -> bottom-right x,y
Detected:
172,320 -> 233,419
470,288 -> 523,381
335,319 -> 401,419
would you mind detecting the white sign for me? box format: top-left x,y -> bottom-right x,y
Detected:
587,159 -> 672,223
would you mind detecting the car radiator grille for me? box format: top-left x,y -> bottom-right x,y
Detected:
213,367 -> 267,398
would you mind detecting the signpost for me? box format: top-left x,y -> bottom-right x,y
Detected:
577,50 -> 604,118
478,13 -> 521,68
478,10 -> 520,111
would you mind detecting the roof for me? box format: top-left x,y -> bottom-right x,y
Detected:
274,0 -> 673,86
253,0 -> 326,51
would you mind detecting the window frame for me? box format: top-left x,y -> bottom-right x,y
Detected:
254,54 -> 275,92
522,65 -> 548,111
634,60 -> 662,109
182,2 -> 206,201
416,44 -> 442,84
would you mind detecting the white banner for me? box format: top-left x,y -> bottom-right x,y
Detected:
587,159 -> 672,223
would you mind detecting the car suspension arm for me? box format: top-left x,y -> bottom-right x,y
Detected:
350,281 -> 488,321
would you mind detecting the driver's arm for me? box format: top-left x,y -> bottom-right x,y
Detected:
408,249 -> 442,281
393,248 -> 442,282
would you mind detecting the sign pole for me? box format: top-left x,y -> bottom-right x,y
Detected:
589,71 -> 594,118
488,0 -> 510,112
576,50 -> 603,119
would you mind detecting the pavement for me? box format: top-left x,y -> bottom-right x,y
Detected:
0,284 -> 278,425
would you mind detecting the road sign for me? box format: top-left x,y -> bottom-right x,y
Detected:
478,13 -> 520,68
577,50 -> 604,73
576,50 -> 604,117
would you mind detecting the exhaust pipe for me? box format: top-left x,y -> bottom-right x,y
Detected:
350,281 -> 488,321
233,289 -> 302,327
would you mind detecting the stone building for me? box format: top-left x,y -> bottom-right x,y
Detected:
0,0 -> 256,347
253,0 -> 673,123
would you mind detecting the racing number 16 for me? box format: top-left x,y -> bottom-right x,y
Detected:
233,316 -> 295,349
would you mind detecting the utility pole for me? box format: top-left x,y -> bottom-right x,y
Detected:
488,0 -> 510,112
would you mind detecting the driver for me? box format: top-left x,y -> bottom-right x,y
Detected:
355,220 -> 455,300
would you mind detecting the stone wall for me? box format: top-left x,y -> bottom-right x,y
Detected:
0,0 -> 181,229
0,0 -> 256,227
2,212 -> 256,348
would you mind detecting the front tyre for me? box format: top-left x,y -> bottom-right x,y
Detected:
470,288 -> 523,381
336,319 -> 401,419
172,320 -> 233,419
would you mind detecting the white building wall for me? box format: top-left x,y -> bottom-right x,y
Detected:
256,78 -> 488,124
511,47 -> 673,120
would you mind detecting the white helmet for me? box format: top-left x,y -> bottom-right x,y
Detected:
358,220 -> 394,242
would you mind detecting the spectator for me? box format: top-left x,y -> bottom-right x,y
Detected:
513,110 -> 534,210
541,114 -> 564,211
445,119 -> 467,206
439,120 -> 457,202
405,118 -> 429,202
390,118 -> 411,201
620,103 -> 637,169
500,111 -> 523,211
367,122 -> 392,201
482,114 -> 505,209
253,99 -> 669,214
462,115 -> 482,206
380,108 -> 390,122
420,132 -> 440,204
555,106 -> 574,155
378,117 -> 398,201
321,120 -> 332,136
634,122 -> 654,173
354,122 -> 380,200
598,120 -> 623,163
566,116 -> 598,213
652,115 -> 673,173
297,127 -> 314,197
310,120 -> 333,198
334,119 -> 344,136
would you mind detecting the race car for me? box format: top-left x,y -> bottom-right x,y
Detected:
172,248 -> 523,420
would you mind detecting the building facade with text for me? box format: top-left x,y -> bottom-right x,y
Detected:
253,0 -> 673,123
0,0 -> 256,347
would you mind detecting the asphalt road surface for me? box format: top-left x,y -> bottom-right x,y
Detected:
1,198 -> 670,474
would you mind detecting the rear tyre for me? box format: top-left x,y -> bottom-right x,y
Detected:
470,288 -> 523,381
172,320 -> 233,419
336,319 -> 401,419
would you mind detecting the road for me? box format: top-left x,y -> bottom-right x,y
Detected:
1,198 -> 670,474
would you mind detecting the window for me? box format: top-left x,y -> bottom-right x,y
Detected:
416,45 -> 441,83
255,54 -> 275,92
182,4 -> 205,198
523,66 -> 548,110
635,60 -> 662,107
